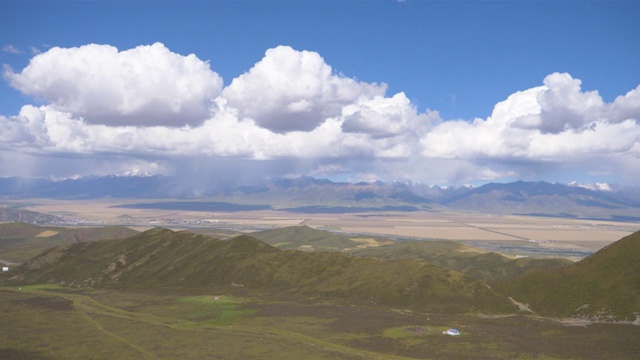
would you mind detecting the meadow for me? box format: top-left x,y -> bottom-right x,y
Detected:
1,285 -> 639,359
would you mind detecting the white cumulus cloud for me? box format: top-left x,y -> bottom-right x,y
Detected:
4,43 -> 223,127
221,45 -> 387,133
2,44 -> 640,185
422,72 -> 640,161
420,72 -> 640,183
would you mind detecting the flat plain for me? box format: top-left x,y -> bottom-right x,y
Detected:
13,198 -> 640,258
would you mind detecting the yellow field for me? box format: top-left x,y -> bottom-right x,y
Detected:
35,230 -> 59,237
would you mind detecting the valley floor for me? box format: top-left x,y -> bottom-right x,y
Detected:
9,197 -> 640,259
1,285 -> 639,359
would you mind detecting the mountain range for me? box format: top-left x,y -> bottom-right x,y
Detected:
2,175 -> 639,220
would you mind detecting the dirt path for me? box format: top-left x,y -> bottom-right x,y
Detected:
4,286 -> 157,359
4,285 -> 410,360
508,296 -> 535,314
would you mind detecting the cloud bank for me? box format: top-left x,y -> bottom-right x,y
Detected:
6,43 -> 222,127
2,43 -> 639,185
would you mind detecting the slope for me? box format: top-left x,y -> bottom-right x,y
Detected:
0,223 -> 139,263
494,230 -> 640,321
352,240 -> 572,281
0,207 -> 63,223
250,225 -> 384,251
443,180 -> 636,219
2,228 -> 515,314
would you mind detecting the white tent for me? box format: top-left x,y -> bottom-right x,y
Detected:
444,328 -> 460,336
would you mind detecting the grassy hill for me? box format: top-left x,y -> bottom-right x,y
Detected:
2,228 -> 515,314
0,222 -> 139,263
249,225 -> 388,251
250,226 -> 571,281
0,207 -> 62,223
352,239 -> 572,281
494,230 -> 640,321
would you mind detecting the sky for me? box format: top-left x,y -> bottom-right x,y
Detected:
1,0 -> 639,187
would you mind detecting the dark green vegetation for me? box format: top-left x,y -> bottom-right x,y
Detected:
251,226 -> 572,281
1,285 -> 639,359
1,225 -> 639,359
0,222 -> 139,263
351,238 -> 572,281
2,228 -> 514,314
250,225 -> 385,251
495,230 -> 640,321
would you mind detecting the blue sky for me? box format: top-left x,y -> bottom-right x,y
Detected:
1,1 -> 639,187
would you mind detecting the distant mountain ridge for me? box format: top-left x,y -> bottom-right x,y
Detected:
0,174 -> 468,200
443,180 -> 638,215
2,175 -> 639,220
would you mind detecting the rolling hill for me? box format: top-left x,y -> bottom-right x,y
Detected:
0,223 -> 139,263
0,207 -> 63,224
3,225 -> 638,321
249,225 -> 390,251
249,225 -> 572,281
494,229 -> 640,321
1,228 -> 515,314
351,239 -> 572,281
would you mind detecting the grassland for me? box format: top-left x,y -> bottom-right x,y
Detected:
0,222 -> 138,263
2,199 -> 639,359
1,285 -> 639,359
494,230 -> 640,321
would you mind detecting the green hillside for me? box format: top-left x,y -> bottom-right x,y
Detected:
248,226 -> 570,281
250,225 -> 372,251
352,240 -> 572,281
0,222 -> 139,263
494,230 -> 640,321
2,228 -> 515,314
